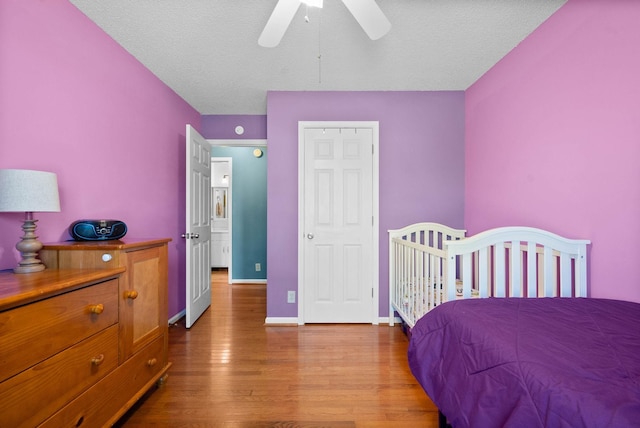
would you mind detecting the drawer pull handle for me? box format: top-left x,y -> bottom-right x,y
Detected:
91,354 -> 105,366
90,304 -> 104,314
147,358 -> 158,367
125,290 -> 139,300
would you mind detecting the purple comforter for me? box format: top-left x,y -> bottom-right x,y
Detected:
408,298 -> 640,428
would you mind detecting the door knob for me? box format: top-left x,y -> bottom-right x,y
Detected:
181,233 -> 200,239
307,233 -> 314,240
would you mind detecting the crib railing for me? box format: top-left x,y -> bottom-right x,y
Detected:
388,223 -> 466,327
389,224 -> 590,328
446,227 -> 590,301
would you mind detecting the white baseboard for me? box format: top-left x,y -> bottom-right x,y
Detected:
169,310 -> 185,325
376,316 -> 403,326
264,316 -> 401,326
170,312 -> 400,326
375,317 -> 403,325
231,279 -> 267,284
264,317 -> 300,325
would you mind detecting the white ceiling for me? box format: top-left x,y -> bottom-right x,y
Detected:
69,0 -> 567,115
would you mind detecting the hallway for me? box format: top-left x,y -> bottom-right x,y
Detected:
116,270 -> 438,427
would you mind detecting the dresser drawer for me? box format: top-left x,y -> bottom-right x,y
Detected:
0,279 -> 118,383
40,335 -> 169,428
0,325 -> 119,428
40,248 -> 122,270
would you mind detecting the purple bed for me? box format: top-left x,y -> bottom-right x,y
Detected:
408,297 -> 640,427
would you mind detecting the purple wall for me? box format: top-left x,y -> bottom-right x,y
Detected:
266,91 -> 465,318
201,115 -> 267,140
0,1 -> 201,318
466,0 -> 640,302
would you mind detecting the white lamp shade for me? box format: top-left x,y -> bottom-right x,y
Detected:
0,169 -> 61,213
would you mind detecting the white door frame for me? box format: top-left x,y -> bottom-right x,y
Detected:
208,139 -> 267,285
297,121 -> 380,325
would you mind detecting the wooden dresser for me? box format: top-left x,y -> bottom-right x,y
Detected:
0,238 -> 171,427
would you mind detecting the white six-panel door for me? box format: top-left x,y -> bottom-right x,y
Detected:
185,124 -> 212,328
299,122 -> 379,323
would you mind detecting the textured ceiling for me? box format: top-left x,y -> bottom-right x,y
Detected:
69,0 -> 567,115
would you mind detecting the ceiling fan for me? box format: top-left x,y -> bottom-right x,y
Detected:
258,0 -> 391,48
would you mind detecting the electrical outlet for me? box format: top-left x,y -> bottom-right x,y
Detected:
255,263 -> 261,272
287,290 -> 296,303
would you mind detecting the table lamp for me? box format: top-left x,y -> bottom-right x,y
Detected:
0,169 -> 61,273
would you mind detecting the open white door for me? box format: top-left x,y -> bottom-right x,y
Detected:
185,124 -> 212,328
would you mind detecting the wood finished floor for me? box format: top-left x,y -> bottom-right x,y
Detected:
115,270 -> 438,427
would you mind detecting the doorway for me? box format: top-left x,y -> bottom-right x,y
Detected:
297,121 -> 380,324
209,140 -> 267,284
211,157 -> 232,285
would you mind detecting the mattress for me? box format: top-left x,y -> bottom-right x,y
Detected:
408,297 -> 640,428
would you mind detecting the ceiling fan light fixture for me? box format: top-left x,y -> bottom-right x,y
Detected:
260,0 -> 390,48
301,0 -> 323,8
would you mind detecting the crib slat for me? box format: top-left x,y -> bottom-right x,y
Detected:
389,242 -> 394,326
389,240 -> 399,326
559,252 -> 571,297
423,250 -> 428,312
402,245 -> 408,321
462,253 -> 472,299
422,249 -> 428,313
447,255 -> 457,301
527,242 -> 537,297
409,247 -> 414,322
434,252 -> 439,307
410,246 -> 416,324
478,247 -> 489,298
434,247 -> 441,306
543,246 -> 554,297
576,252 -> 587,297
410,244 -> 424,323
510,241 -> 522,297
426,252 -> 431,310
399,244 -> 405,313
397,243 -> 403,319
494,243 -> 505,297
397,244 -> 403,321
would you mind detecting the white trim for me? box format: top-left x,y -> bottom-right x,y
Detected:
297,121 -> 380,325
372,124 -> 380,326
208,139 -> 267,147
379,316 -> 402,325
175,313 -> 397,327
264,317 -> 299,325
298,127 -> 305,325
230,279 -> 267,284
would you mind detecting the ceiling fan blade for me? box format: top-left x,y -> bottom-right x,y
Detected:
258,0 -> 301,48
340,0 -> 391,41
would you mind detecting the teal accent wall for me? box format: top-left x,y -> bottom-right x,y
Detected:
211,146 -> 267,280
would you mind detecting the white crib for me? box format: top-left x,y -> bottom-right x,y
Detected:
389,223 -> 590,327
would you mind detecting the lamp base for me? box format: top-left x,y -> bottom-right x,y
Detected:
14,213 -> 46,274
14,263 -> 46,274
